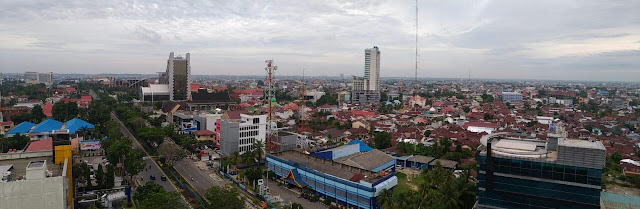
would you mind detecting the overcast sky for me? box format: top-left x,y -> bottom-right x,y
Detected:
1,0 -> 639,81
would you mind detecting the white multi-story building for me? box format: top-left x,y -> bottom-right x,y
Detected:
351,46 -> 381,105
23,72 -> 53,85
220,114 -> 267,156
364,46 -> 380,91
502,92 -> 523,103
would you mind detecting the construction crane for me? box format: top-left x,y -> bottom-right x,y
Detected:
265,60 -> 280,153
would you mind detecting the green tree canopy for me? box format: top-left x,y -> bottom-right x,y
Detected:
205,185 -> 244,209
52,101 -> 79,121
30,105 -> 46,123
374,132 -> 392,150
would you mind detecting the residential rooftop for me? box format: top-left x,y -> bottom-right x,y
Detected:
0,157 -> 62,182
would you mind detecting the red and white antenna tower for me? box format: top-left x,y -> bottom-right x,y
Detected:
265,60 -> 279,153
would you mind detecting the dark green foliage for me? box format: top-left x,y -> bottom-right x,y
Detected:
52,101 -> 79,121
374,132 -> 392,149
0,134 -> 29,152
135,182 -> 185,209
205,186 -> 244,209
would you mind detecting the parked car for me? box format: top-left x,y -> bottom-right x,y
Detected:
161,175 -> 167,181
150,175 -> 156,180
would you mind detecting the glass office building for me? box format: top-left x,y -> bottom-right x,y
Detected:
476,132 -> 605,209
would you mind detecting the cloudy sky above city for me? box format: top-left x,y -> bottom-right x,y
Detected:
1,0 -> 639,81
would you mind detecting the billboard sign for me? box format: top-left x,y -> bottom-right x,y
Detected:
80,140 -> 101,150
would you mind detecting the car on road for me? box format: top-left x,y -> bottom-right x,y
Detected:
161,175 -> 167,181
150,175 -> 156,180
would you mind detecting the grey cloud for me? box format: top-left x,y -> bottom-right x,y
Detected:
133,26 -> 162,43
0,0 -> 638,81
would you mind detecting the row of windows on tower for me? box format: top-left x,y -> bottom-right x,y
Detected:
240,130 -> 258,138
240,144 -> 254,153
240,125 -> 259,131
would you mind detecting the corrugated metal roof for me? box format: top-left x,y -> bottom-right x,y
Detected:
7,122 -> 36,135
64,118 -> 94,134
31,119 -> 63,133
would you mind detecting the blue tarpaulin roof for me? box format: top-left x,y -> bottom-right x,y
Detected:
347,139 -> 374,152
7,122 -> 36,135
65,118 -> 95,133
31,119 -> 63,133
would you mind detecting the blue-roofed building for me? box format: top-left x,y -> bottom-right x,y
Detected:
64,118 -> 95,134
346,139 -> 374,152
31,119 -> 63,134
268,148 -> 397,209
7,122 -> 36,136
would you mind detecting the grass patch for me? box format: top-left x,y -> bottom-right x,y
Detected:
394,172 -> 412,196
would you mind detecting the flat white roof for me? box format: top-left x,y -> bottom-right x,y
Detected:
141,84 -> 170,95
559,139 -> 606,150
495,139 -> 537,151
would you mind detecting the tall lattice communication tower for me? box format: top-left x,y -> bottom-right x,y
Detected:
298,69 -> 306,134
265,60 -> 279,153
415,0 -> 419,83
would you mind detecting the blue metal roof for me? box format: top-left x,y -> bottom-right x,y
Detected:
65,118 -> 95,134
31,119 -> 63,133
281,169 -> 307,187
347,139 -> 374,152
7,122 -> 36,135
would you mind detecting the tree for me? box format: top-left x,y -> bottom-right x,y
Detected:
124,148 -> 147,180
11,112 -> 32,124
30,105 -> 46,123
292,203 -> 304,209
374,132 -> 392,150
253,141 -> 265,162
244,166 -> 264,188
135,181 -> 164,202
0,134 -> 30,153
106,164 -> 115,188
105,138 -> 132,164
205,185 -> 244,209
584,124 -> 593,133
159,142 -> 186,165
52,101 -> 79,121
96,163 -> 105,189
377,188 -> 394,209
424,130 -> 431,138
135,182 -> 185,209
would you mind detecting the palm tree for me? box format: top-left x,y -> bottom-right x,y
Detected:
377,188 -> 395,209
78,126 -> 91,139
253,141 -> 265,162
230,152 -> 240,165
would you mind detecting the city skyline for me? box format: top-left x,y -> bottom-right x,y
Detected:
1,1 -> 639,81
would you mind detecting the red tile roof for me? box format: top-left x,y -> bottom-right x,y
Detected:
194,130 -> 216,136
25,138 -> 53,152
42,103 -> 53,117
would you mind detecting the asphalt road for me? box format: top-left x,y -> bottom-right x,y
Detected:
110,112 -> 190,208
174,158 -> 220,195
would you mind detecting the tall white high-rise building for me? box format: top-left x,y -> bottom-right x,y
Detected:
351,46 -> 381,105
364,46 -> 380,91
